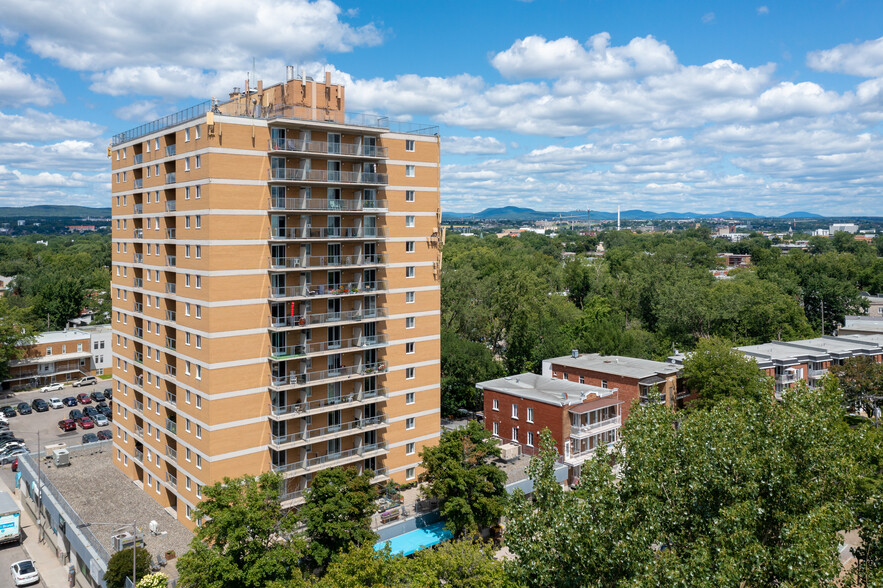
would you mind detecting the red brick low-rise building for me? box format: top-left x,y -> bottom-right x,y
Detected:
477,373 -> 621,481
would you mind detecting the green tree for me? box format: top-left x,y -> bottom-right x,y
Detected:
299,466 -> 379,567
680,336 -> 773,407
136,572 -> 169,588
419,420 -> 507,536
830,355 -> 883,419
176,472 -> 306,588
0,297 -> 37,382
441,329 -> 504,416
103,547 -> 151,588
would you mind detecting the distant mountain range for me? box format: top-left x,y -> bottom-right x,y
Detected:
0,205 -> 111,218
443,206 -> 824,222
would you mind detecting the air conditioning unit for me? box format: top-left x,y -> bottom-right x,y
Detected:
112,531 -> 145,552
498,443 -> 520,461
53,449 -> 70,467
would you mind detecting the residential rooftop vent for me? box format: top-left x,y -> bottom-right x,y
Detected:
571,349 -> 579,358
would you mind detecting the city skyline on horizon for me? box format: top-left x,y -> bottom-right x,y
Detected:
2,0 -> 883,215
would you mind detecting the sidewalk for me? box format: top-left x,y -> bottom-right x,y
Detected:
0,466 -> 72,587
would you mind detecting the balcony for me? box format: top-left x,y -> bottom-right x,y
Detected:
269,197 -> 388,212
269,280 -> 387,300
134,352 -> 143,364
165,255 -> 176,267
165,337 -> 177,350
270,361 -> 388,390
165,473 -> 177,489
269,307 -> 387,330
134,400 -> 144,414
570,416 -> 621,438
166,392 -> 177,406
270,442 -> 388,476
165,173 -> 176,184
165,201 -> 176,212
165,145 -> 176,157
134,204 -> 143,214
134,424 -> 144,438
134,229 -> 143,239
134,179 -> 143,189
269,226 -> 387,241
564,441 -> 616,467
133,327 -> 143,339
165,284 -> 176,294
134,448 -> 144,463
133,278 -> 143,288
165,310 -> 177,321
775,372 -> 798,385
270,335 -> 388,360
165,229 -> 176,239
165,445 -> 177,462
134,302 -> 143,313
270,387 -> 387,419
268,168 -> 388,185
269,254 -> 386,270
165,365 -> 177,377
134,253 -> 143,263
809,368 -> 828,379
165,418 -> 177,435
269,416 -> 388,449
268,138 -> 388,158
134,153 -> 143,164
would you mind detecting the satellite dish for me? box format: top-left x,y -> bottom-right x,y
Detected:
149,520 -> 159,534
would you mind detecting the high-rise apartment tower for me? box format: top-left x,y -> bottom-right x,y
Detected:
110,72 -> 441,528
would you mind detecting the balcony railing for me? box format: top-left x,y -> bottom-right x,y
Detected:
134,448 -> 144,463
270,387 -> 387,418
269,254 -> 386,270
165,255 -> 176,267
269,335 -> 387,359
775,372 -> 798,384
165,337 -> 177,350
165,145 -> 176,157
133,278 -> 143,288
134,229 -> 143,239
269,416 -> 388,448
269,168 -> 388,185
165,418 -> 177,435
134,400 -> 144,413
166,392 -> 177,406
809,368 -> 828,379
134,204 -> 143,214
165,310 -> 177,321
165,446 -> 177,462
166,473 -> 177,489
165,284 -> 176,294
269,280 -> 387,299
133,327 -> 143,339
270,361 -> 388,389
165,201 -> 176,212
269,226 -> 387,240
134,179 -> 143,189
134,302 -> 143,313
269,307 -> 387,329
270,442 -> 388,475
134,153 -> 143,164
134,424 -> 144,438
269,197 -> 388,212
165,229 -> 176,239
165,365 -> 177,377
269,138 -> 388,158
134,253 -> 143,263
165,173 -> 176,184
570,416 -> 621,437
134,352 -> 143,364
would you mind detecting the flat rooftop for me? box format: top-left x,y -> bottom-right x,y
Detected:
42,445 -> 193,580
33,329 -> 91,345
736,342 -> 827,362
839,333 -> 883,347
546,353 -> 678,380
783,336 -> 882,356
476,373 -> 611,407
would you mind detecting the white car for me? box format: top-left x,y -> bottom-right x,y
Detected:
48,397 -> 64,409
41,382 -> 64,393
10,559 -> 39,586
92,413 -> 109,427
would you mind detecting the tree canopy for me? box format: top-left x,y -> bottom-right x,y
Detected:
680,336 -> 774,407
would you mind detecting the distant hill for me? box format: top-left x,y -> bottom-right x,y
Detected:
0,205 -> 111,218
780,211 -> 823,218
444,207 -> 770,222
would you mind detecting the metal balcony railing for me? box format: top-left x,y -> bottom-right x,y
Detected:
134,204 -> 143,214
165,229 -> 176,239
134,253 -> 143,263
134,400 -> 144,413
570,416 -> 621,437
809,368 -> 828,379
165,310 -> 177,321
270,442 -> 388,474
134,352 -> 143,364
165,173 -> 176,184
165,145 -> 176,157
165,256 -> 176,267
165,201 -> 176,212
165,445 -> 177,462
269,197 -> 388,212
134,229 -> 143,239
269,307 -> 387,329
166,392 -> 176,406
134,448 -> 144,463
133,278 -> 143,288
134,179 -> 143,189
270,387 -> 387,417
269,254 -> 386,270
270,335 -> 387,359
269,280 -> 387,299
165,284 -> 176,294
269,138 -> 388,158
134,153 -> 143,164
165,337 -> 176,350
269,416 -> 388,448
165,365 -> 177,377
133,327 -> 143,339
166,473 -> 177,489
134,424 -> 144,438
270,361 -> 388,389
269,226 -> 387,240
134,302 -> 143,313
269,168 -> 388,185
165,418 -> 177,435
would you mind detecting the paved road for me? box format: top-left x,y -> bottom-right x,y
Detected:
0,381 -> 113,453
0,525 -> 46,587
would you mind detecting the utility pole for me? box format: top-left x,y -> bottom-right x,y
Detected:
821,298 -> 825,336
133,519 -> 137,587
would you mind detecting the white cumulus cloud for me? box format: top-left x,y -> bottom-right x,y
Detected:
807,36 -> 883,77
442,136 -> 507,155
0,53 -> 62,107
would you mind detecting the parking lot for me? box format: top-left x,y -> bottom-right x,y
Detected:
0,380 -> 113,452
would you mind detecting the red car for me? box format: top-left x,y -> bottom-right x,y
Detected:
58,419 -> 76,432
77,416 -> 94,429
97,430 -> 112,440
76,393 -> 92,405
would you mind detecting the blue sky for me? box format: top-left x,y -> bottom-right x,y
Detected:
1,0 -> 883,215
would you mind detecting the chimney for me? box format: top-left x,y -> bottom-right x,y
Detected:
286,65 -> 294,81
325,71 -> 332,86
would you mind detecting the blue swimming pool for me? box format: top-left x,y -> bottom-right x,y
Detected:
374,521 -> 453,556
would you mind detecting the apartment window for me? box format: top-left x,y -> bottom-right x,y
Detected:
527,431 -> 534,447
406,215 -> 415,227
116,151 -> 119,161
154,164 -> 159,176
186,505 -> 192,520
196,485 -> 202,498
155,139 -> 159,150
405,342 -> 415,354
195,246 -> 202,259
405,139 -> 415,152
406,266 -> 415,278
186,390 -> 191,404
406,417 -> 415,430
196,335 -> 202,349
195,215 -> 201,229
122,150 -> 126,160
185,216 -> 191,229
196,276 -> 202,289
196,455 -> 202,469
512,404 -> 519,419
492,398 -> 499,411
406,467 -> 416,481
406,442 -> 415,455
527,407 -> 534,423
185,245 -> 191,258
492,421 -> 499,436
185,128 -> 191,142
196,185 -> 201,198
405,241 -> 415,253
406,392 -> 415,404
406,317 -> 415,329
145,167 -> 150,178
196,365 -> 202,380
185,274 -> 191,288
601,380 -> 608,389
406,291 -> 415,303
185,157 -> 190,172
123,171 -> 127,182
196,424 -> 202,439
185,303 -> 191,316
186,477 -> 191,491
186,448 -> 191,462
579,376 -> 585,384
195,305 -> 202,319
195,125 -> 201,139
195,155 -> 201,169
405,165 -> 415,177
406,367 -> 415,379
185,332 -> 191,346
406,190 -> 415,202
145,141 -> 150,153
185,186 -> 191,200
512,427 -> 519,442
196,395 -> 202,409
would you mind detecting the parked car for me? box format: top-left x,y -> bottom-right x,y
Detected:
0,442 -> 27,456
83,406 -> 99,418
77,416 -> 94,430
92,413 -> 109,427
98,404 -> 113,419
30,399 -> 49,413
1,406 -> 17,418
10,559 -> 39,587
72,376 -> 97,387
81,433 -> 99,444
76,394 -> 91,405
15,403 -> 31,416
40,382 -> 64,393
58,419 -> 76,432
0,447 -> 28,466
68,409 -> 83,421
104,388 -> 113,401
48,397 -> 64,410
89,390 -> 106,403
96,430 -> 112,441
0,432 -> 24,444
61,397 -> 78,407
